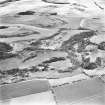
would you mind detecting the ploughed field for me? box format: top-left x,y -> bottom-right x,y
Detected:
0,0 -> 105,85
